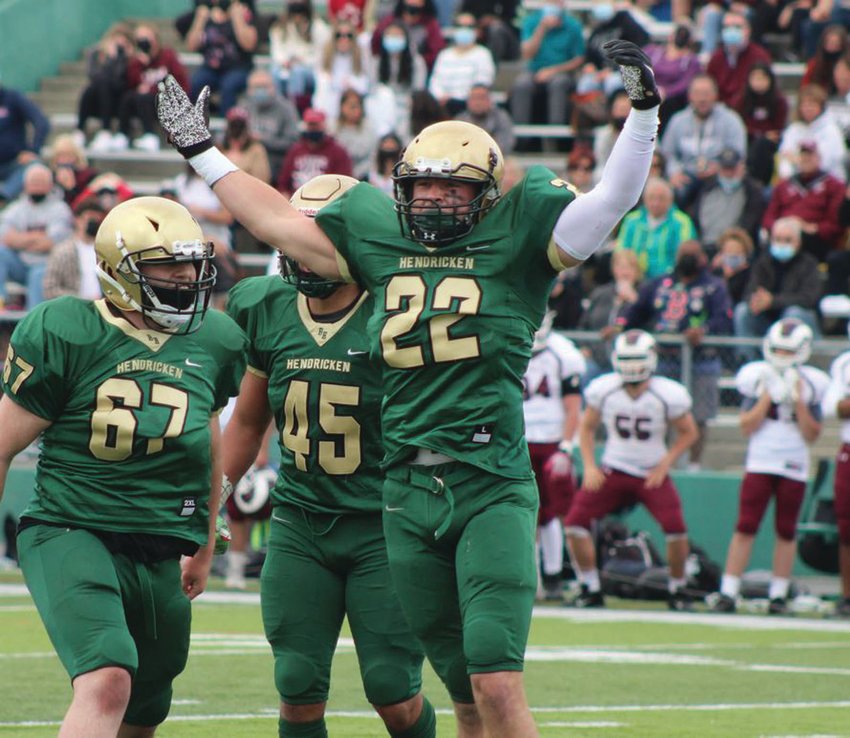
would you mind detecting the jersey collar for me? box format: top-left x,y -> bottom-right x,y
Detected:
94,299 -> 174,352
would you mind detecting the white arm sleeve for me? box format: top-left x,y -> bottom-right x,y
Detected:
553,106 -> 659,262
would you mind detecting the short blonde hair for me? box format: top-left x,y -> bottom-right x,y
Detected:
612,247 -> 645,280
49,134 -> 88,169
717,226 -> 754,256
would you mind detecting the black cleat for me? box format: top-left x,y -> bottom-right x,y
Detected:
768,597 -> 788,615
668,589 -> 694,611
835,598 -> 850,618
570,585 -> 605,608
542,574 -> 564,602
709,593 -> 737,613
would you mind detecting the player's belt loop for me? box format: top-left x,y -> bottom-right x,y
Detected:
428,475 -> 455,541
133,561 -> 158,640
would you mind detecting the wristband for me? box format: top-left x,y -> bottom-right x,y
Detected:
558,440 -> 574,455
188,147 -> 239,188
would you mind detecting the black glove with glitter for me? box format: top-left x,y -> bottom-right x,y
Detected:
603,40 -> 659,111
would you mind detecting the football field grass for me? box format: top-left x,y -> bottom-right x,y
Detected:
2,571 -> 850,737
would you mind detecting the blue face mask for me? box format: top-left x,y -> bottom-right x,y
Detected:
382,35 -> 407,54
542,5 -> 561,19
453,27 -> 477,46
717,175 -> 742,193
723,254 -> 746,270
250,88 -> 270,103
592,4 -> 615,22
721,26 -> 745,47
770,242 -> 796,262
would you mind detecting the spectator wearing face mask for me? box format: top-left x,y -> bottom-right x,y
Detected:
712,226 -> 754,306
458,0 -> 520,62
428,12 -> 495,116
368,133 -> 403,194
706,12 -> 772,108
510,0 -> 585,129
732,62 -> 789,187
688,147 -> 766,251
456,84 -> 515,155
187,0 -> 258,115
116,24 -> 189,152
0,165 -> 73,310
238,69 -> 301,176
275,108 -> 353,197
643,20 -> 702,133
372,21 -> 428,140
43,199 -> 107,301
370,0 -> 446,71
622,239 -> 733,469
734,216 -> 822,340
762,140 -> 845,263
0,77 -> 50,204
803,24 -> 848,96
48,134 -> 99,207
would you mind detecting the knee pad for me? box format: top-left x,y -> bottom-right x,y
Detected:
275,652 -> 324,703
464,616 -> 514,671
362,662 -> 418,707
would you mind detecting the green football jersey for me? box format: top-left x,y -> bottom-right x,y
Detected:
226,276 -> 383,515
315,166 -> 576,479
2,298 -> 247,545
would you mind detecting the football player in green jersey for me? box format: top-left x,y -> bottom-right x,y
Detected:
0,197 -> 246,738
159,40 -> 660,738
222,174 -> 435,738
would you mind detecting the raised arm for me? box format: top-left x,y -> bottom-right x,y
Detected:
553,41 -> 660,268
157,77 -> 341,279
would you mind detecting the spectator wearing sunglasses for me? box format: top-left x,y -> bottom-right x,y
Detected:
313,19 -> 371,121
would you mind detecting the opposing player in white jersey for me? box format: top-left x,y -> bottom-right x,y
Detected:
712,318 -> 828,615
822,330 -> 850,618
522,312 -> 586,600
565,330 -> 698,609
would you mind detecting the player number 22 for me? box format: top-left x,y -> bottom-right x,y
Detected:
381,275 -> 482,368
89,378 -> 189,461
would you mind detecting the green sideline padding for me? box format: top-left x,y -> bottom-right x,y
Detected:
0,463 -> 837,576
0,0 -> 192,92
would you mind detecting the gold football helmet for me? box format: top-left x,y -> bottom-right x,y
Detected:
95,196 -> 216,333
282,174 -> 359,297
393,120 -> 504,245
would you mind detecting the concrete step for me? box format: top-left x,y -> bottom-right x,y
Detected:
85,149 -> 186,178
40,75 -> 87,93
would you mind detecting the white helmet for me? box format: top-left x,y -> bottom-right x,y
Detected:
233,466 -> 277,515
532,310 -> 556,353
763,318 -> 812,370
612,330 -> 658,383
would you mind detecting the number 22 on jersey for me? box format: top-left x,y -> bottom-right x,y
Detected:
381,275 -> 482,368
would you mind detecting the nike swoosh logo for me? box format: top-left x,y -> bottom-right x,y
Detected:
385,505 -> 404,512
347,349 -> 367,356
271,514 -> 293,525
465,244 -> 490,252
185,359 -> 202,367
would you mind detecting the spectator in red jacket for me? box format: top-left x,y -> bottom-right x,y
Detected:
275,108 -> 353,196
707,11 -> 772,107
762,140 -> 845,262
116,24 -> 189,152
371,0 -> 445,71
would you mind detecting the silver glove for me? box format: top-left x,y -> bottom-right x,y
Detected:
156,75 -> 212,157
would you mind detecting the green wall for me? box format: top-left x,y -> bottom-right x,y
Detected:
0,464 -> 835,578
0,0 -> 192,92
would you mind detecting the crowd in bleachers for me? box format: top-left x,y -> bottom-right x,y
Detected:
3,0 -> 850,343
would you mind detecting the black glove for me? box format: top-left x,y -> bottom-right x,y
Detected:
603,40 -> 659,111
156,75 -> 213,158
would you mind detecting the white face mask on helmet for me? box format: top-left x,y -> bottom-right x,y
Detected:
612,329 -> 658,383
762,318 -> 812,370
